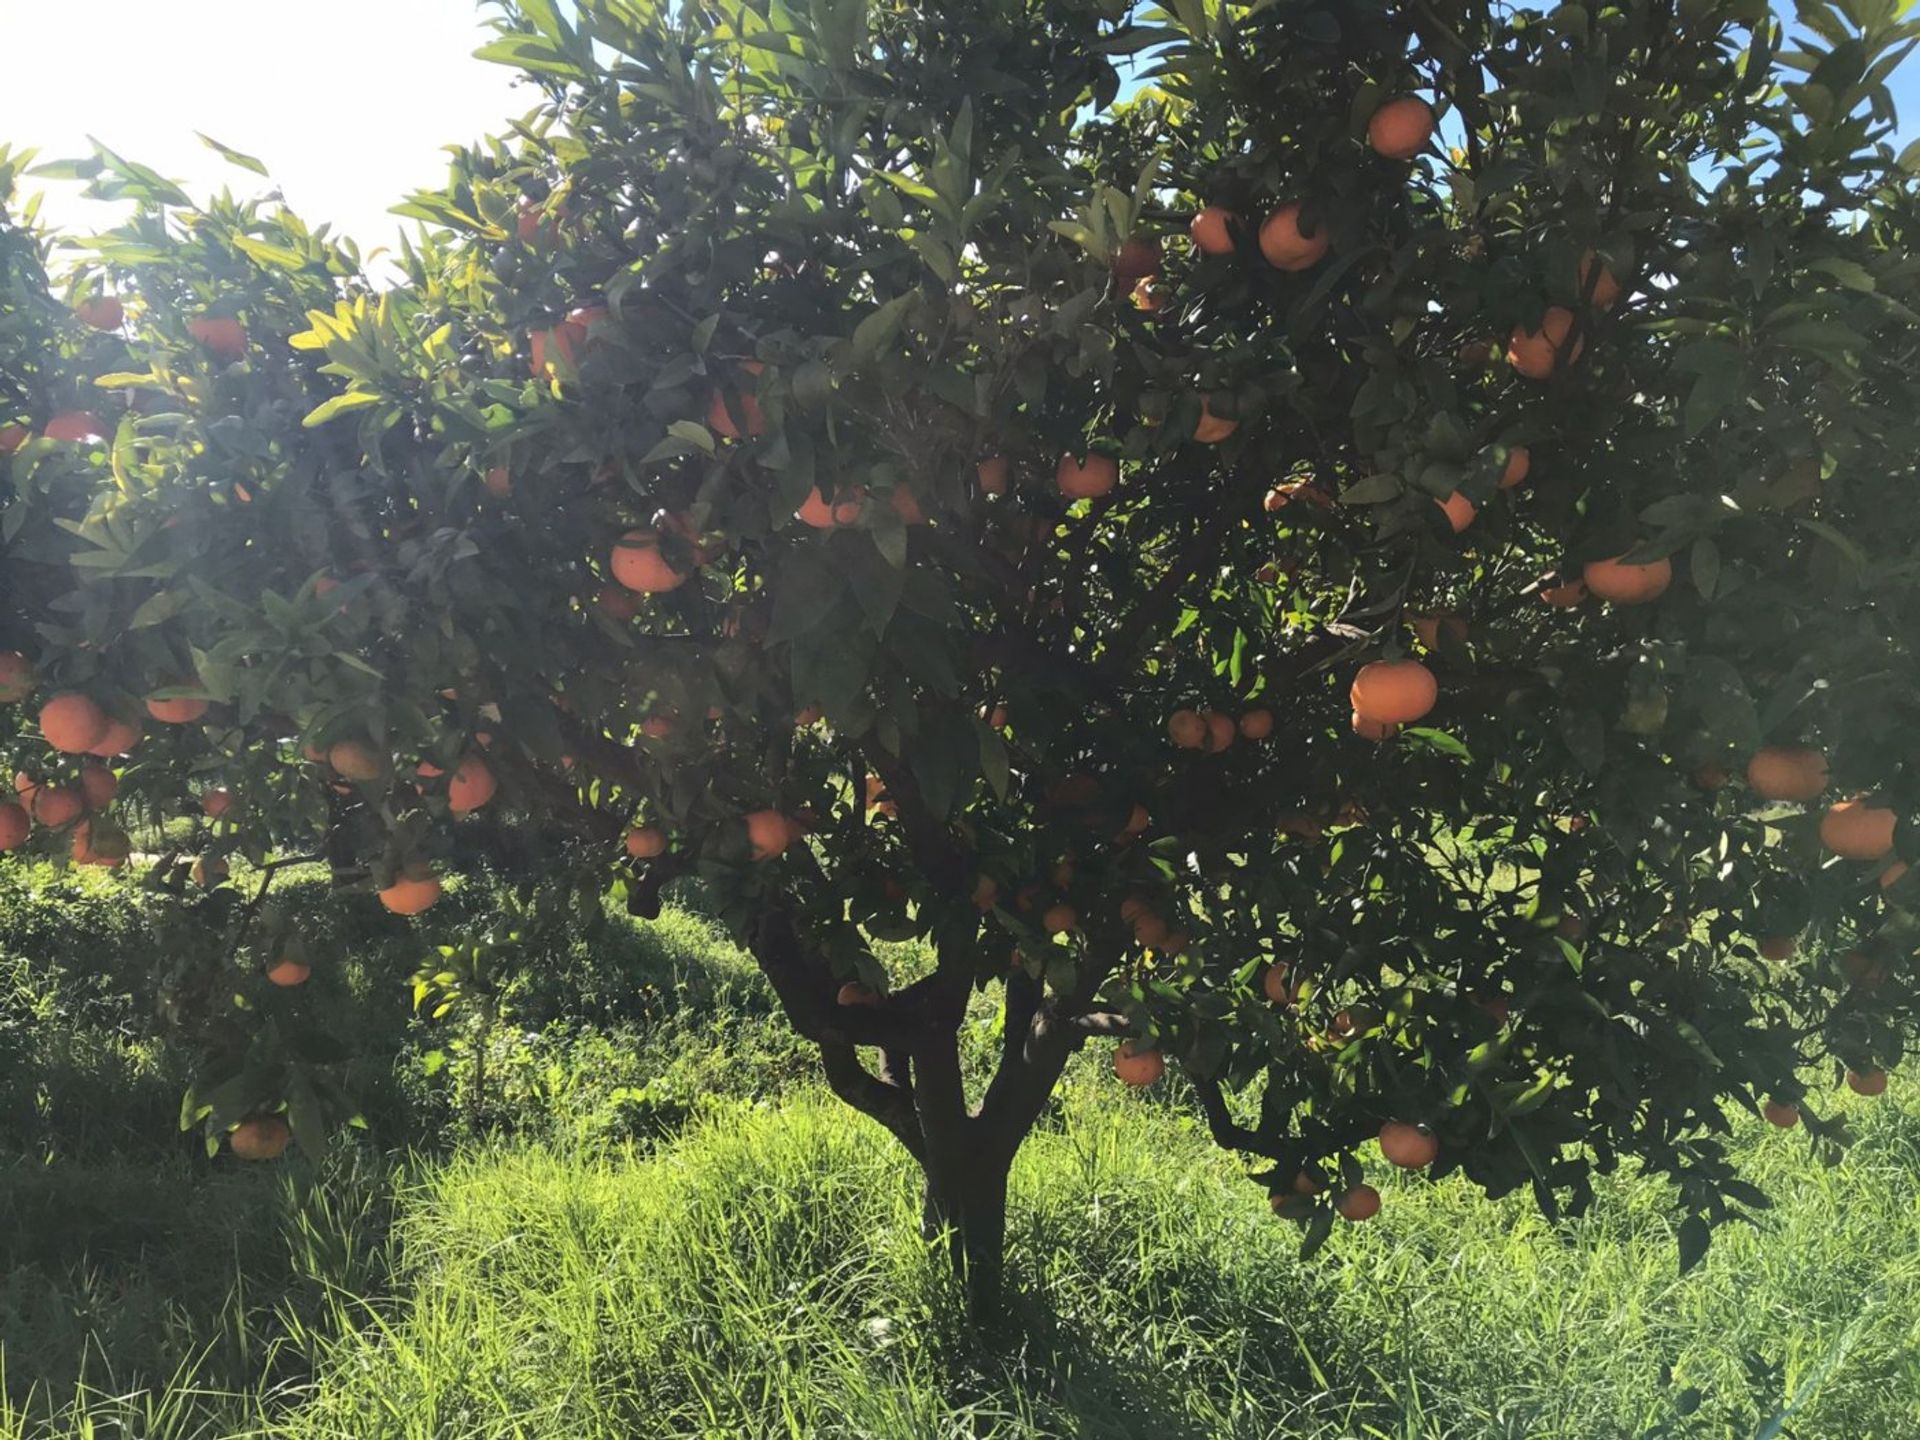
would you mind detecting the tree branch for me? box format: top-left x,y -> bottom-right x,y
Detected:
819,1041 -> 925,1161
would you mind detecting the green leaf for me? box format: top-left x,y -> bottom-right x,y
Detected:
977,720 -> 1010,801
196,133 -> 270,177
1338,473 -> 1403,505
302,392 -> 383,428
1676,1214 -> 1712,1275
235,235 -> 311,272
851,293 -> 915,362
472,33 -> 584,79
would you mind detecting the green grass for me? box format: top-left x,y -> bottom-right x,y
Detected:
4,863 -> 1920,1438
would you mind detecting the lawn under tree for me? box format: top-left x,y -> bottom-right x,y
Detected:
4,0 -> 1920,1435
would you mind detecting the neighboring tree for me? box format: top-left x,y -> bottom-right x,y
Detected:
4,0 -> 1920,1316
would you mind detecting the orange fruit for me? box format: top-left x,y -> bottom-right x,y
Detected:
0,424 -> 27,453
1202,711 -> 1236,753
1192,400 -> 1238,444
707,360 -> 766,439
1379,1121 -> 1438,1169
1692,762 -> 1729,791
188,315 -> 248,359
1131,275 -> 1169,313
328,740 -> 385,782
1368,96 -> 1435,159
1758,935 -> 1795,961
0,651 -> 34,703
1507,307 -> 1583,379
1259,204 -> 1329,271
32,785 -> 83,828
1057,453 -> 1118,500
203,788 -> 234,819
836,981 -> 881,1008
747,809 -> 794,860
1436,491 -> 1476,533
229,1115 -> 290,1160
40,693 -> 109,753
482,465 -> 513,499
1352,710 -> 1401,741
1113,1041 -> 1165,1087
1499,446 -> 1532,488
72,823 -> 129,868
1262,962 -> 1296,1005
189,854 -> 227,888
1880,860 -> 1909,891
1239,709 -> 1274,740
1111,237 -> 1161,283
1409,612 -> 1467,650
1819,798 -> 1896,860
1121,803 -> 1151,838
1190,206 -> 1237,256
889,488 -> 928,525
596,584 -> 641,622
611,528 -> 691,593
797,485 -> 866,528
1336,1184 -> 1382,1222
266,957 -> 311,987
1746,746 -> 1828,803
977,457 -> 1009,495
43,412 -> 107,443
1351,659 -> 1437,725
1539,576 -> 1588,607
78,763 -> 117,810
1847,1069 -> 1888,1098
1579,250 -> 1623,310
1042,902 -> 1078,935
76,296 -> 124,330
1264,479 -> 1330,512
1582,554 -> 1672,604
1762,1100 -> 1800,1129
448,754 -> 497,814
1167,708 -> 1208,749
625,824 -> 667,859
1291,1169 -> 1325,1196
0,802 -> 26,851
380,874 -> 443,915
146,693 -> 210,724
970,874 -> 1000,912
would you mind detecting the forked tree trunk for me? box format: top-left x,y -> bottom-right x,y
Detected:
920,1130 -> 1014,1323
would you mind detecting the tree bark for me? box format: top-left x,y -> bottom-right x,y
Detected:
920,1133 -> 1012,1325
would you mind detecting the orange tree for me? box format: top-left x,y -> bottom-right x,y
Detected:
4,0 -> 1920,1314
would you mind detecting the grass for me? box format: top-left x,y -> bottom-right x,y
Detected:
3,864 -> 1920,1437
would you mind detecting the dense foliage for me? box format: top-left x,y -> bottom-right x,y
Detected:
4,0 -> 1920,1302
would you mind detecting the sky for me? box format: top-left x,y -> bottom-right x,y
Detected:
0,0 -> 533,254
0,2 -> 1912,256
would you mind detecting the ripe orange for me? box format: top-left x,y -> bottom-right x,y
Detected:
1847,1069 -> 1888,1098
0,424 -> 26,452
76,295 -> 124,330
188,315 -> 248,359
1265,479 -> 1330,512
1880,860 -> 1909,891
204,788 -> 234,819
1042,903 -> 1078,936
836,981 -> 881,1008
1351,659 -> 1437,725
1819,798 -> 1896,860
32,785 -> 83,829
267,957 -> 311,987
1192,400 -> 1238,444
0,651 -> 34,703
1539,576 -> 1588,607
1758,935 -> 1796,961
1057,453 -> 1118,500
380,874 -> 443,915
1745,745 -> 1828,803
72,823 -> 129,868
448,754 -> 497,814
1239,709 -> 1274,740
889,487 -> 929,525
1190,206 -> 1237,256
1409,612 -> 1467,650
1368,96 -> 1435,160
1203,711 -> 1236,753
78,763 -> 117,810
611,528 -> 691,593
0,802 -> 26,851
1261,962 -> 1296,1005
640,714 -> 675,740
1578,250 -> 1623,310
1762,1100 -> 1800,1129
1131,907 -> 1171,948
707,360 -> 766,439
797,485 -> 866,528
1379,1120 -> 1438,1169
1259,204 -> 1329,271
1113,1041 -> 1165,1087
190,855 -> 229,888
1131,276 -> 1168,314
40,693 -> 109,753
1336,1184 -> 1382,1222
230,1115 -> 290,1160
1168,709 -> 1208,749
1436,491 -> 1476,533
43,412 -> 107,443
977,457 -> 1009,495
1352,710 -> 1401,741
1292,1170 -> 1325,1197
1499,446 -> 1532,488
1111,237 -> 1161,283
746,809 -> 794,861
1121,803 -> 1151,837
865,774 -> 897,816
1582,554 -> 1672,604
625,824 -> 667,859
1507,307 -> 1583,379
1691,762 -> 1729,792
329,740 -> 385,782
146,693 -> 210,724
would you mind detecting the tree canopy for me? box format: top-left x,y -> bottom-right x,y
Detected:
4,0 -> 1920,1303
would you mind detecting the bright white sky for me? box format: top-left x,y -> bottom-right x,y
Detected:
0,0 -> 533,254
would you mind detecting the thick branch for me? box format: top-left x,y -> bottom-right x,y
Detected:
819,1041 -> 925,1161
1189,1072 -> 1288,1162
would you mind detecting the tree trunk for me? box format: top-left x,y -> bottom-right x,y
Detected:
920,1135 -> 1013,1325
